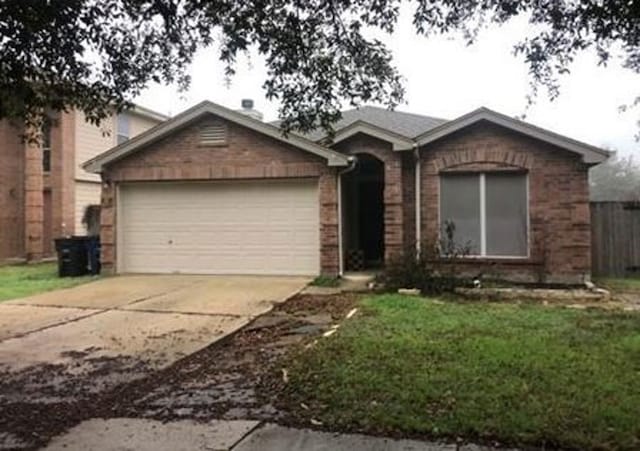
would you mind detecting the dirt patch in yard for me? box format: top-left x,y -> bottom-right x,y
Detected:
0,354 -> 154,450
0,293 -> 360,450
107,292 -> 360,422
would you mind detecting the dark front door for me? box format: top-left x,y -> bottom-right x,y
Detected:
359,179 -> 384,265
342,153 -> 385,270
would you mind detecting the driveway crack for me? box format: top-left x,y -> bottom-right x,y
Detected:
0,308 -> 109,343
114,307 -> 244,318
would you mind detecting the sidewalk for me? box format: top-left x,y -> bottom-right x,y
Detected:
43,418 -> 515,451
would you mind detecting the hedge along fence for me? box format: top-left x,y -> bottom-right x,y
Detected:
591,201 -> 640,277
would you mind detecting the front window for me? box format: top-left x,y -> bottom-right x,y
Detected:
440,172 -> 528,257
42,119 -> 52,172
117,113 -> 130,144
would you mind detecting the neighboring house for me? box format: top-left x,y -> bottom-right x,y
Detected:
0,105 -> 166,262
83,100 -> 609,283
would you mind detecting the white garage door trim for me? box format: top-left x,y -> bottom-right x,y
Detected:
116,179 -> 320,275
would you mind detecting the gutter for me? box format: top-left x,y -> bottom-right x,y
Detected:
337,155 -> 358,276
414,143 -> 421,256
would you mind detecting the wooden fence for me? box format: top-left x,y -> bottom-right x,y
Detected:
591,201 -> 640,277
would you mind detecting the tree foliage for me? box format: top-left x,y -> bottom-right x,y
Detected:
415,0 -> 640,105
1,0 -> 639,133
590,154 -> 640,201
0,0 -> 212,128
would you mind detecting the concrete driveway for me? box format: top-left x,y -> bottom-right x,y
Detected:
0,275 -> 308,403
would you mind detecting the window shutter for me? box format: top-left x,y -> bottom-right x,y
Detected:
200,123 -> 227,145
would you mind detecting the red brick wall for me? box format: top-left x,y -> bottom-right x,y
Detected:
101,115 -> 340,275
333,135 -> 405,262
0,120 -> 26,260
21,112 -> 77,260
23,125 -> 44,261
420,122 -> 591,283
49,112 -> 76,249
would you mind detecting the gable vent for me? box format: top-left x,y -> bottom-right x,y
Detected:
200,123 -> 227,145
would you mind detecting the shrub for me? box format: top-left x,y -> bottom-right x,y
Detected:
378,221 -> 472,295
82,204 -> 101,237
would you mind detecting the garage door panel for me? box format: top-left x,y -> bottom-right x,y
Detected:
118,180 -> 320,275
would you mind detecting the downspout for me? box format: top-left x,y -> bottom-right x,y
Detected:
337,155 -> 357,276
414,143 -> 421,256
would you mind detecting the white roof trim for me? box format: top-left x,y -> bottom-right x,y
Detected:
413,107 -> 610,164
83,100 -> 350,173
127,104 -> 169,122
324,120 -> 414,151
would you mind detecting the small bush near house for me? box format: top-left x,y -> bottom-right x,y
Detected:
82,204 -> 101,236
379,221 -> 472,294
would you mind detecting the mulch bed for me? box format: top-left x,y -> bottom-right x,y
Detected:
0,293 -> 361,450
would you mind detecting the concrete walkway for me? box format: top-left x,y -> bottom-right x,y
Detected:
43,419 -> 504,451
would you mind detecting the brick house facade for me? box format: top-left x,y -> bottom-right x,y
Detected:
0,106 -> 165,263
99,116 -> 341,276
84,101 -> 608,283
419,123 -> 591,283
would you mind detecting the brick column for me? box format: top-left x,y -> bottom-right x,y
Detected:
100,179 -> 116,274
50,111 -> 76,238
319,169 -> 339,275
24,137 -> 44,260
383,156 -> 404,262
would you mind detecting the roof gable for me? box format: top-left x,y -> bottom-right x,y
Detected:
83,101 -> 350,173
414,107 -> 610,164
323,120 -> 415,151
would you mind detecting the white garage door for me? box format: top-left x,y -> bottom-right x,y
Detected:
118,180 -> 320,275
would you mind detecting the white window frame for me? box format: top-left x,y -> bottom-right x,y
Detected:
42,121 -> 52,173
438,171 -> 530,259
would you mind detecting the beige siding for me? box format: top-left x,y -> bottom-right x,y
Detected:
129,113 -> 160,137
74,109 -> 163,235
75,112 -> 116,183
75,110 -> 162,183
75,181 -> 102,235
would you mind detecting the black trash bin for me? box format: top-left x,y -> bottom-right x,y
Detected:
55,236 -> 90,277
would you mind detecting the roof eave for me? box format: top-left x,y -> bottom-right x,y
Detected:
414,108 -> 610,164
325,120 -> 415,151
83,101 -> 350,173
128,104 -> 169,122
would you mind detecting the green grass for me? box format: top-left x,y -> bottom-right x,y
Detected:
0,263 -> 97,301
310,275 -> 341,287
595,277 -> 640,292
282,295 -> 640,450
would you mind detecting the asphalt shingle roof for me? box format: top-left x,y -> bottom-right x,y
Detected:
275,106 -> 448,142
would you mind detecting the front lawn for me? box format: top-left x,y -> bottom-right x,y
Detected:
280,295 -> 640,450
0,263 -> 97,301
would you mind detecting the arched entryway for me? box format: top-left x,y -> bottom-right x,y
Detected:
342,153 -> 385,270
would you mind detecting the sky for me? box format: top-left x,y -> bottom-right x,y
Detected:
135,9 -> 640,156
